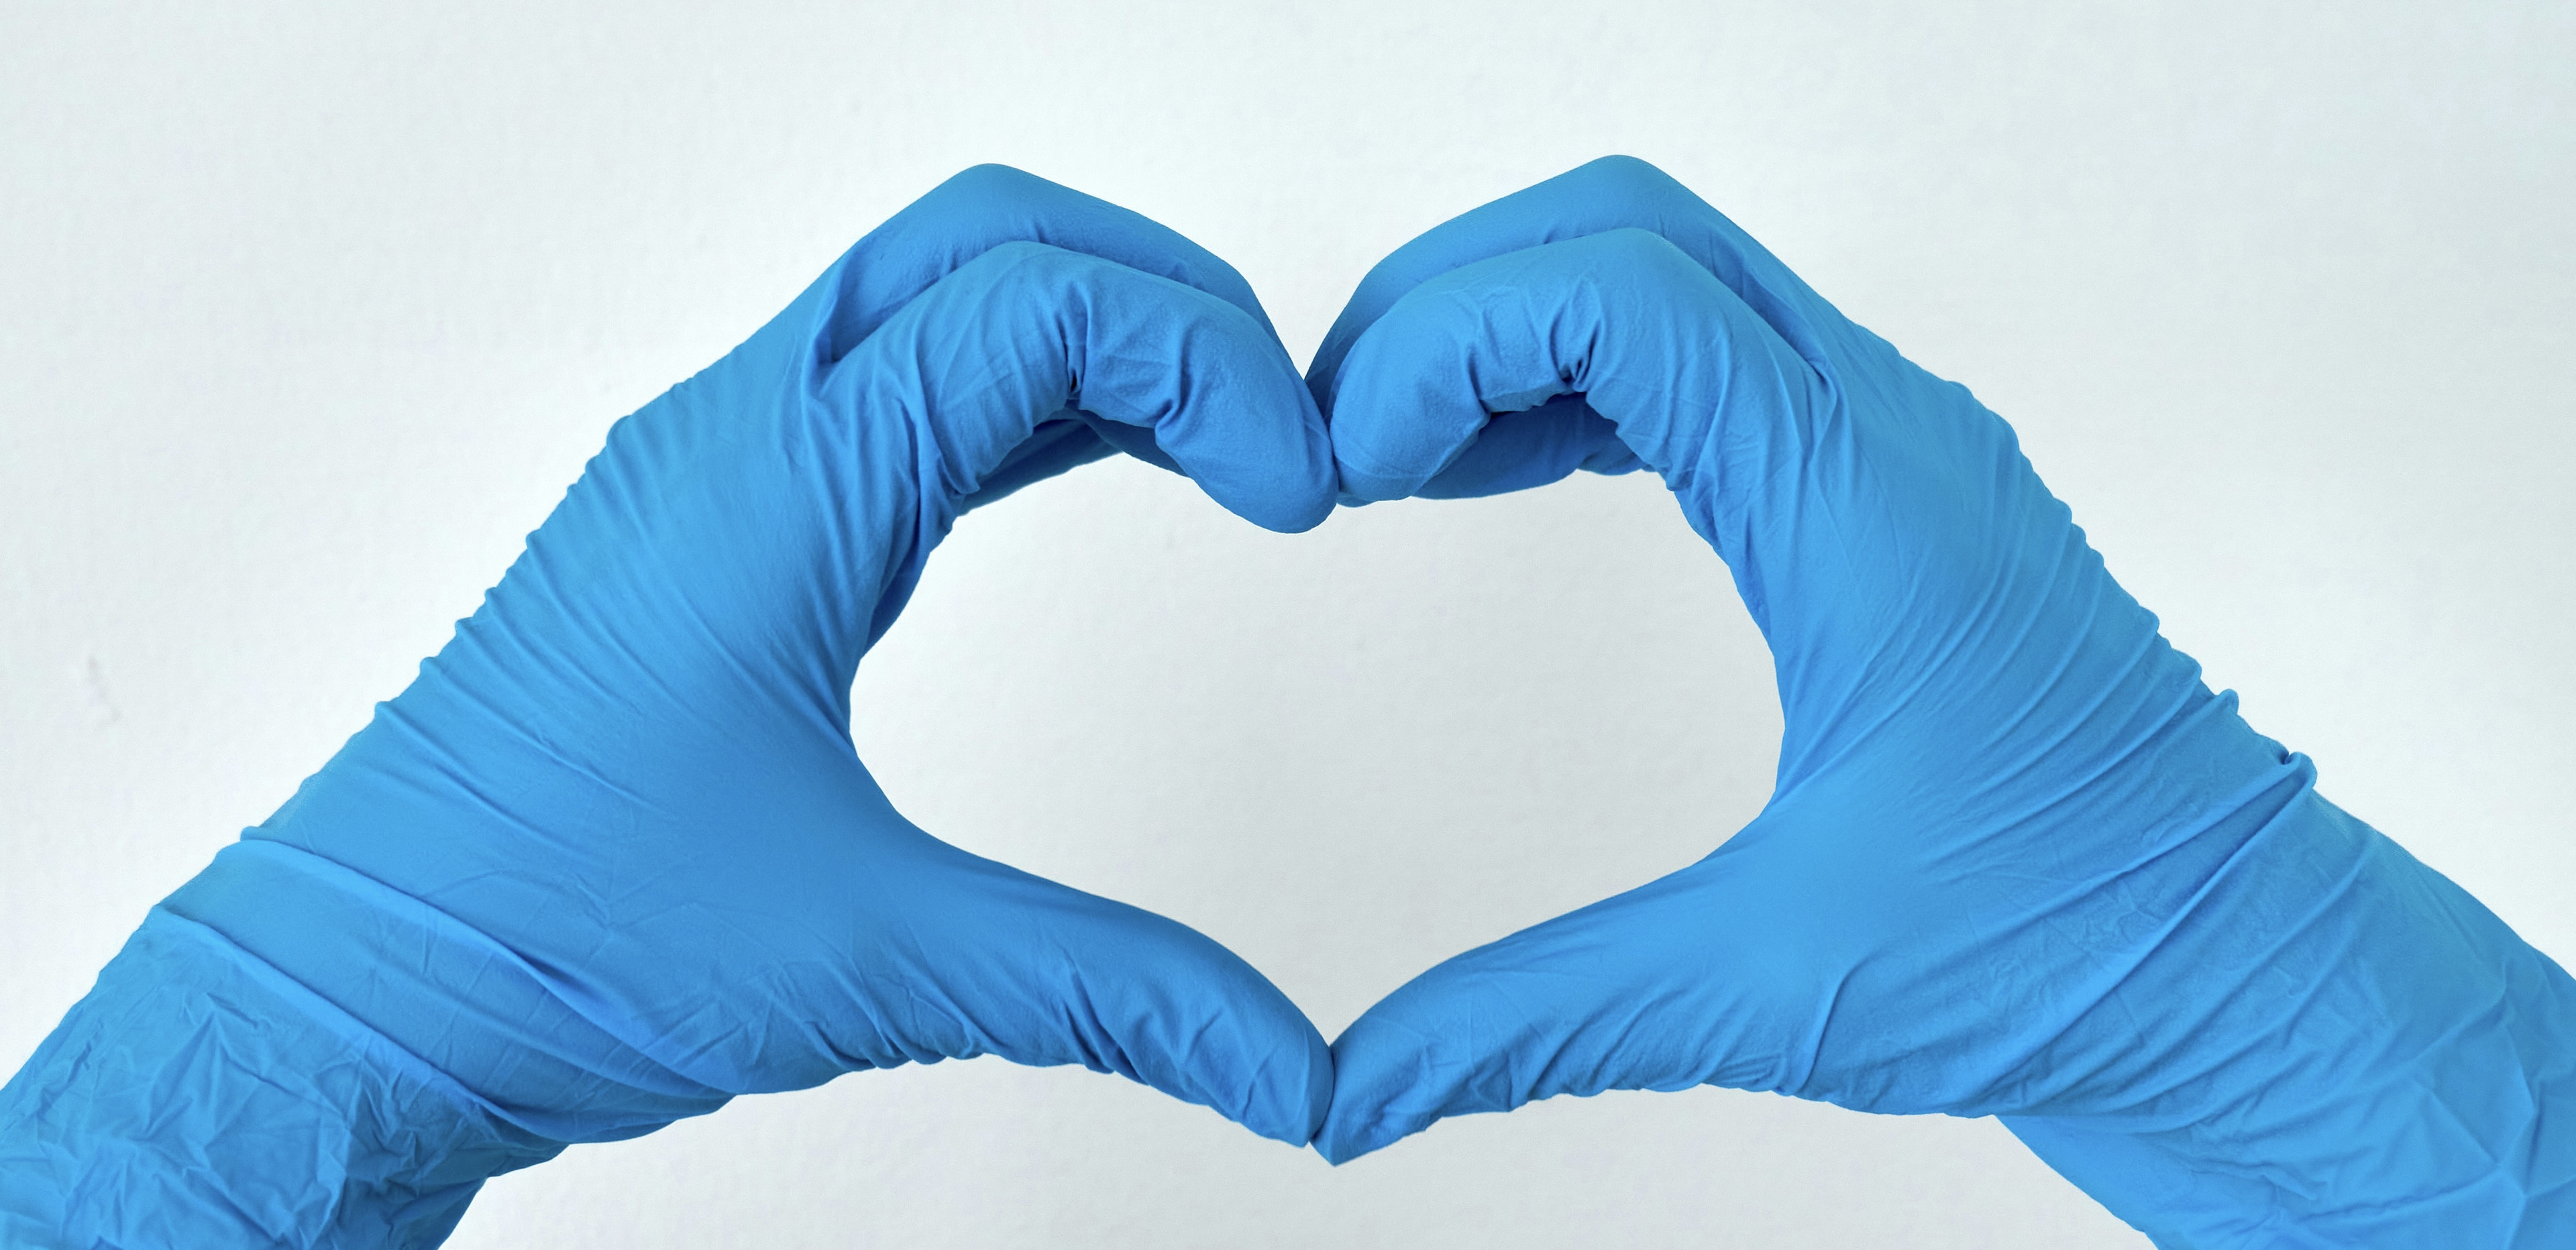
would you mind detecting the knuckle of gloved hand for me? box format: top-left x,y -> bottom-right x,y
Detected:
927,162 -> 1063,215
1562,154 -> 1693,210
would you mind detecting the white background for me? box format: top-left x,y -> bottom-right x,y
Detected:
5,2 -> 2571,1246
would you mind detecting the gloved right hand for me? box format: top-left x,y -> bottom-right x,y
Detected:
0,166 -> 1336,1249
1307,157 -> 2576,1247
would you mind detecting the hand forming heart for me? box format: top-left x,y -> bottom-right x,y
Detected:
4,158 -> 2570,1250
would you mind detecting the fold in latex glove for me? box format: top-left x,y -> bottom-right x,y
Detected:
1309,156 -> 2576,1248
0,166 -> 1337,1249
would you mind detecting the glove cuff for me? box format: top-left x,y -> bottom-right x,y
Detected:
3,838 -> 741,1248
2001,792 -> 2576,1247
161,840 -> 734,1141
0,907 -> 560,1248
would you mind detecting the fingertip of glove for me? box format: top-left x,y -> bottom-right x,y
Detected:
1304,1025 -> 1433,1163
1185,420 -> 1338,532
1290,1030 -> 1338,1147
1211,1006 -> 1334,1147
1312,1131 -> 1371,1166
1333,459 -> 1431,505
1311,1109 -> 1411,1166
1190,477 -> 1332,534
1237,490 -> 1337,534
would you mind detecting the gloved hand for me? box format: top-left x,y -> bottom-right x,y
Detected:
0,166 -> 1338,1249
1309,156 -> 2576,1247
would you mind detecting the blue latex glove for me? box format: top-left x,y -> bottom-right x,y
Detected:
0,166 -> 1337,1248
1309,157 -> 2576,1246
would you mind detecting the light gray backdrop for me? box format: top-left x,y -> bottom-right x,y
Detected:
4,2 -> 2570,1246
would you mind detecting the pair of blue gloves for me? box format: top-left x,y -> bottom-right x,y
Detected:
4,159 -> 2569,1249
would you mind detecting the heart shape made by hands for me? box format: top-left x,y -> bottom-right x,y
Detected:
17,157 -> 2565,1250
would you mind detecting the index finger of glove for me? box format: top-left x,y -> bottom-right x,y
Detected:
1308,156 -> 1835,416
839,241 -> 1336,533
822,164 -> 1283,360
1326,229 -> 1823,519
739,166 -> 1287,511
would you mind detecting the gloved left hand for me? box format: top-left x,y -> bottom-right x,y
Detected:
1303,157 -> 2576,1247
0,166 -> 1337,1249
